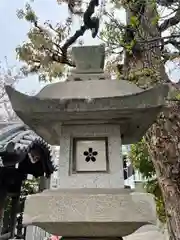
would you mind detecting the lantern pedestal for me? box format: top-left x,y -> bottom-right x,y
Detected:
23,188 -> 156,237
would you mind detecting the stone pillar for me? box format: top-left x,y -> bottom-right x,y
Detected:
58,124 -> 124,189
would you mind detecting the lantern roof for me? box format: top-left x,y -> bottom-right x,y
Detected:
5,45 -> 169,145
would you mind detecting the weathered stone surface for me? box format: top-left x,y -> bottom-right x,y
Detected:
5,45 -> 169,146
124,225 -> 168,240
71,45 -> 105,73
36,79 -> 142,99
23,188 -> 156,237
5,83 -> 168,145
58,124 -> 123,188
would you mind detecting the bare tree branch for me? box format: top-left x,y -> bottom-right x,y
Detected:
105,12 -> 127,31
138,34 -> 180,44
61,0 -> 99,63
165,39 -> 180,51
159,4 -> 180,32
32,0 -> 99,68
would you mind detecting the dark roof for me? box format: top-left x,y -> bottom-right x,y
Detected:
0,122 -> 55,178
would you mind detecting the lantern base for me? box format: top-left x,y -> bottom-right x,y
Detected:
23,188 -> 157,237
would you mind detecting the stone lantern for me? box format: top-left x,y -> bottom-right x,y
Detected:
6,45 -> 169,239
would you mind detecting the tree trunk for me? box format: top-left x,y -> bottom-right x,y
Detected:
145,106 -> 180,239
123,2 -> 180,239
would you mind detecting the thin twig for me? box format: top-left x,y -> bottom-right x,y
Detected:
61,0 -> 99,63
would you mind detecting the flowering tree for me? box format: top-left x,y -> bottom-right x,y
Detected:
0,61 -> 23,122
